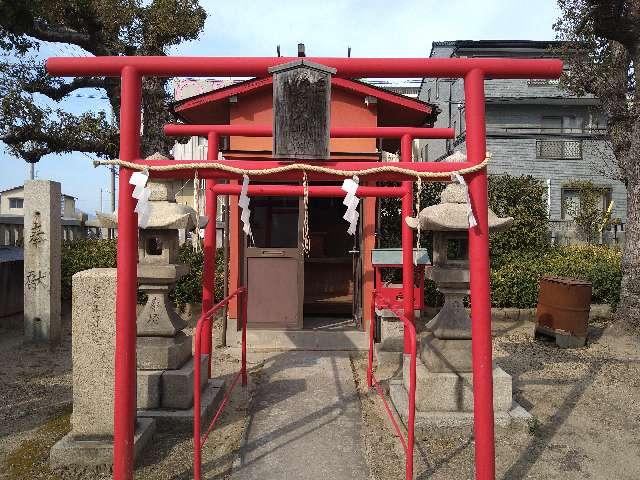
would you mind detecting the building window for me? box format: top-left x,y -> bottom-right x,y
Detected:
561,187 -> 612,220
9,198 -> 23,209
541,115 -> 583,134
537,139 -> 582,159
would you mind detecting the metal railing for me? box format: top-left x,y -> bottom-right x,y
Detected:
193,286 -> 248,480
367,290 -> 417,480
490,126 -> 606,136
457,126 -> 606,138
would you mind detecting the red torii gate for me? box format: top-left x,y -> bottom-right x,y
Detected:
46,55 -> 562,480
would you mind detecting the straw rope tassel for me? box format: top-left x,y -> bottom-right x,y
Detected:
302,172 -> 310,256
414,176 -> 423,265
193,170 -> 202,252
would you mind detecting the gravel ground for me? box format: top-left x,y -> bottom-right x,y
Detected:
0,305 -> 260,480
353,316 -> 640,480
2,307 -> 639,480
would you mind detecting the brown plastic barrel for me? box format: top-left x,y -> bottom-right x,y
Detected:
536,276 -> 592,337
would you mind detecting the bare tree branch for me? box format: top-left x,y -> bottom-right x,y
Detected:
24,76 -> 105,101
32,22 -> 92,49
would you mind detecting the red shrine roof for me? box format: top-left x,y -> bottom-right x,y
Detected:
169,76 -> 439,129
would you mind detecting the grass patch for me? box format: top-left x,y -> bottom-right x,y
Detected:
4,407 -> 71,480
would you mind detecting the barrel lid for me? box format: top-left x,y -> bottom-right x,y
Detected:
541,276 -> 592,286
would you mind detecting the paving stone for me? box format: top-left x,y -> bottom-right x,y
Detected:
230,351 -> 369,480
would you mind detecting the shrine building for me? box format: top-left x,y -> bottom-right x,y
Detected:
170,71 -> 438,334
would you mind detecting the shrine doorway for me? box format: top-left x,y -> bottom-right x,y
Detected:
303,195 -> 360,331
243,192 -> 363,331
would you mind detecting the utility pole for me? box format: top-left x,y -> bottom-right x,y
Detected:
99,188 -> 103,213
109,108 -> 118,239
111,167 -> 116,212
29,162 -> 35,180
109,167 -> 117,239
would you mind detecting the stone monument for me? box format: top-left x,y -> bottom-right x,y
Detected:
50,269 -> 155,467
23,180 -> 61,343
98,157 -> 223,429
390,177 -> 531,428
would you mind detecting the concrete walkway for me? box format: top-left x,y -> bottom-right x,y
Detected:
230,351 -> 370,480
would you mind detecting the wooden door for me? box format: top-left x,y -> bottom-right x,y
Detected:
245,196 -> 303,329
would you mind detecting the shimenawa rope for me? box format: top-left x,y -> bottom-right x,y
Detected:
93,154 -> 491,179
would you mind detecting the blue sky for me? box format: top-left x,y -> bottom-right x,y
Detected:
0,0 -> 560,214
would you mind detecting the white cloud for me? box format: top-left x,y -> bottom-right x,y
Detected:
173,0 -> 561,58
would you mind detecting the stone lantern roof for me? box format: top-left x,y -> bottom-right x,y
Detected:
405,150 -> 513,232
96,152 -> 206,230
406,183 -> 513,232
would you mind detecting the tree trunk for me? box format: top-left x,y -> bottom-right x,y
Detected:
615,171 -> 640,331
141,77 -> 174,158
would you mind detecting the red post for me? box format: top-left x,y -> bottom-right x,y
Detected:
113,66 -> 141,480
406,314 -> 417,480
193,319 -> 203,480
400,134 -> 417,479
202,132 -> 219,377
465,68 -> 496,480
241,288 -> 248,386
400,134 -> 415,353
367,291 -> 376,388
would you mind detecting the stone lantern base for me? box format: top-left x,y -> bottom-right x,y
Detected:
389,354 -> 532,431
50,418 -> 156,469
136,349 -> 226,430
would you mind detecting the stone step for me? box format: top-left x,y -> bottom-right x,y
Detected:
136,354 -> 208,410
389,379 -> 532,431
138,378 -> 225,431
227,328 -> 369,351
161,355 -> 208,409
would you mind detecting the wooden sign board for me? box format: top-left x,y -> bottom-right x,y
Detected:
269,60 -> 336,160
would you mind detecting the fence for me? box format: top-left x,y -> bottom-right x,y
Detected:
0,215 -> 86,246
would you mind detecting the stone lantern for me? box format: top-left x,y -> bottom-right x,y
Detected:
135,178 -> 194,337
406,182 -> 513,356
97,153 -> 222,427
390,178 -> 530,427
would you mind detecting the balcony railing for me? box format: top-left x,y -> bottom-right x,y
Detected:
536,139 -> 582,159
527,79 -> 560,86
487,125 -> 607,136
